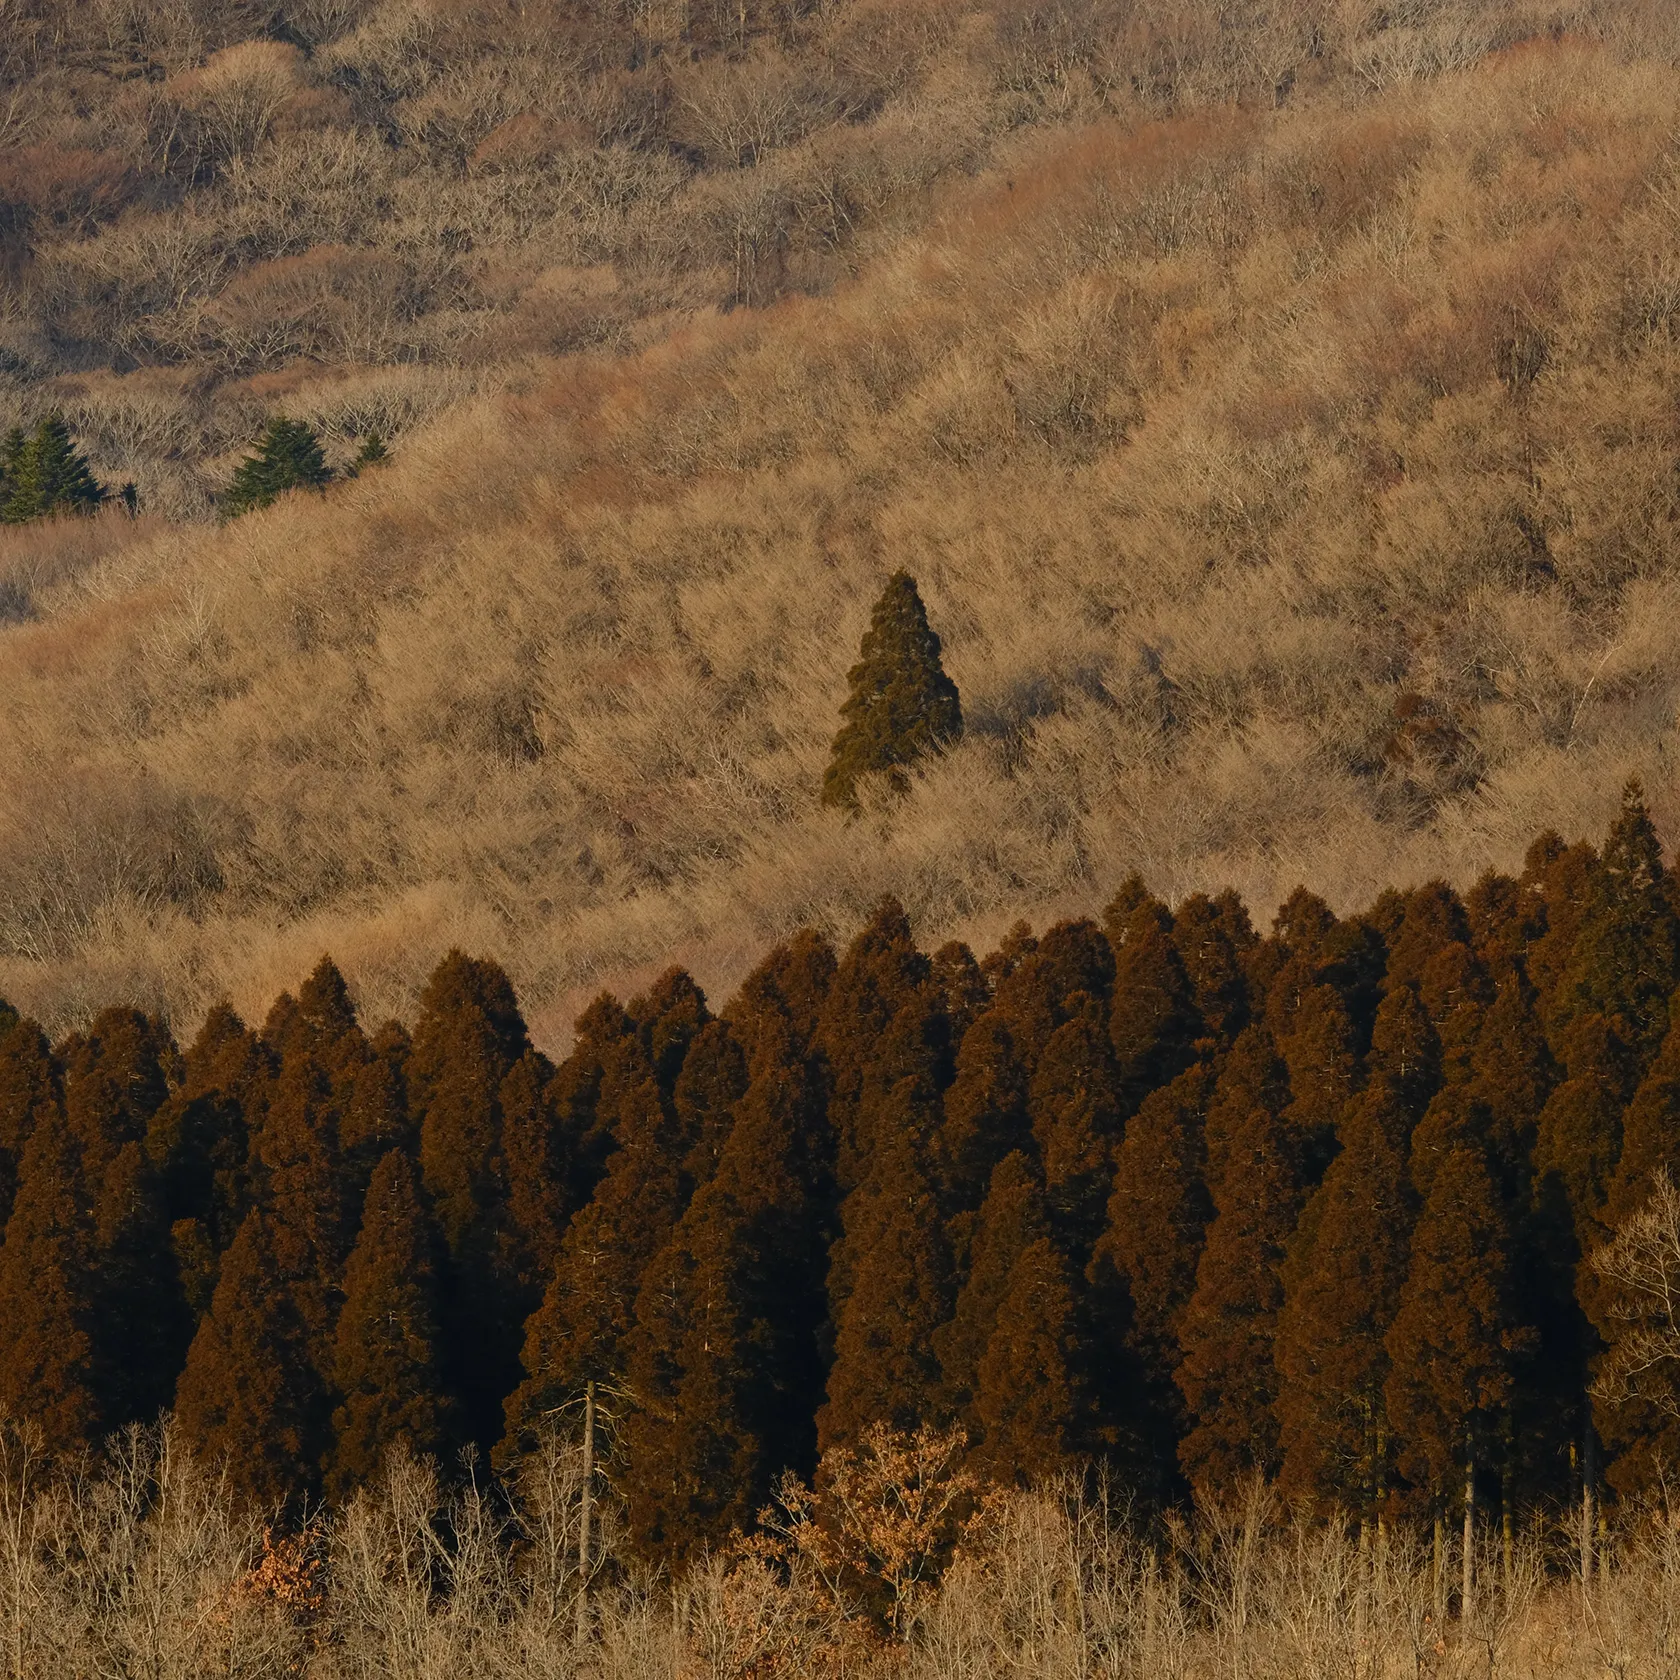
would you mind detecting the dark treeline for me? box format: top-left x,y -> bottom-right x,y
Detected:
2,783 -> 1679,1563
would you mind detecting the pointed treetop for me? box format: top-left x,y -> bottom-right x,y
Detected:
821,571 -> 963,809
223,416 -> 332,517
0,415 -> 106,524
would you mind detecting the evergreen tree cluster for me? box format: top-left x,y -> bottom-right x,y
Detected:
0,416 -> 106,523
4,785 -> 1680,1550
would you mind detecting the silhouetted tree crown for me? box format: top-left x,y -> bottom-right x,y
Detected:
821,571 -> 962,808
223,417 -> 332,516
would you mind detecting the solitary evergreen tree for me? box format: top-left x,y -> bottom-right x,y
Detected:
821,571 -> 962,808
327,1151 -> 457,1501
0,415 -> 105,523
223,417 -> 332,516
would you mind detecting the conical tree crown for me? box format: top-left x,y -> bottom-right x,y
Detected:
818,1090 -> 952,1452
1108,898 -> 1199,1108
0,415 -> 105,523
937,1009 -> 1031,1211
934,1150 -> 1050,1429
1273,1082 -> 1415,1511
1606,991 -> 1680,1226
1029,995 -> 1122,1260
973,1236 -> 1089,1485
174,1207 -> 333,1509
1169,890 -> 1256,1050
1564,781 -> 1680,1062
327,1151 -> 457,1502
0,1104 -> 102,1452
223,416 -> 331,515
821,570 -> 962,808
0,1015 -> 60,1232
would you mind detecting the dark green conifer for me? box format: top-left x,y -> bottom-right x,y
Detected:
1174,1094 -> 1308,1496
0,1015 -> 59,1234
1087,1062 -> 1215,1495
821,571 -> 962,808
624,1016 -> 833,1562
1169,890 -> 1256,1051
0,1104 -> 102,1452
223,417 -> 332,516
410,951 -> 530,1449
174,1208 -> 333,1508
1565,781 -> 1680,1064
0,415 -> 105,523
1273,1081 -> 1414,1511
1108,898 -> 1199,1109
327,1151 -> 457,1501
818,1085 -> 952,1452
934,1151 -> 1050,1431
1029,995 -> 1122,1260
972,1236 -> 1089,1485
503,1047 -> 690,1453
937,1009 -> 1031,1213
1384,1121 -> 1533,1518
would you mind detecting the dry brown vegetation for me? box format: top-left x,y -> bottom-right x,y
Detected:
1,1416 -> 1677,1679
6,12 -> 1680,1041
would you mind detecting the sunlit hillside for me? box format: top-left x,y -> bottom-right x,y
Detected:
5,18 -> 1680,1040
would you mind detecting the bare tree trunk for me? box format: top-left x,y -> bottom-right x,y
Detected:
1462,1451 -> 1475,1630
577,1380 -> 595,1646
1581,1421 -> 1595,1594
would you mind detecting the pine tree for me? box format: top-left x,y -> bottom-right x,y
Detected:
174,1207 -> 333,1508
818,1085 -> 952,1452
1535,1011 -> 1634,1251
550,992 -> 634,1206
0,1104 -> 103,1452
62,1008 -> 185,1425
820,897 -> 936,1191
1273,1081 -> 1415,1511
1029,995 -> 1122,1260
934,1151 -> 1051,1431
1202,1022 -> 1289,1193
503,1048 -> 691,1453
327,1152 -> 457,1502
1087,1062 -> 1216,1495
724,929 -> 837,1066
629,968 -> 712,1098
930,940 -> 990,1074
821,571 -> 962,808
1604,994 -> 1680,1227
1275,983 -> 1358,1183
1364,981 -> 1442,1125
1108,898 -> 1199,1110
1565,781 -> 1680,1064
937,1009 -> 1031,1213
972,1236 -> 1089,1485
498,1047 -> 567,1310
336,1020 -> 413,1202
0,1014 -> 60,1233
1465,868 -> 1544,978
410,951 -> 530,1449
671,1018 -> 750,1189
1383,882 -> 1472,994
1465,967 -> 1555,1193
0,415 -> 105,523
1175,1094 -> 1308,1496
1169,890 -> 1256,1051
1523,835 -> 1598,1051
223,417 -> 332,516
624,1016 -> 833,1562
1384,1123 -> 1533,1520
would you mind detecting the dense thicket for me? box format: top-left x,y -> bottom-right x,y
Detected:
6,792 -> 1680,1555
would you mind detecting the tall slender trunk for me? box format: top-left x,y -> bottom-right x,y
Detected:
1433,1504 -> 1446,1628
578,1380 -> 595,1644
1462,1449 -> 1475,1629
1581,1419 -> 1596,1592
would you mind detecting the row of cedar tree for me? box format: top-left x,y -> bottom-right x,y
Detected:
1,787 -> 1679,1556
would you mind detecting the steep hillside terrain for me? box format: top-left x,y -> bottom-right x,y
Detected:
3,14 -> 1680,1040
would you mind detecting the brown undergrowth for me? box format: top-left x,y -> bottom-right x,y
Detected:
6,33 -> 1680,1041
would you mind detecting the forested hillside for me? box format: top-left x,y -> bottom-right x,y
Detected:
3,792 -> 1679,1559
5,15 -> 1680,1038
